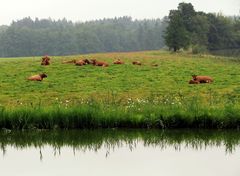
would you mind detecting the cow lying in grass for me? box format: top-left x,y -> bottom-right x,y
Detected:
28,73 -> 47,81
62,59 -> 76,64
192,75 -> 213,83
189,75 -> 213,84
91,59 -> 109,67
113,59 -> 124,64
41,55 -> 50,65
189,79 -> 200,84
62,58 -> 91,65
75,59 -> 91,66
83,59 -> 91,64
132,61 -> 141,65
75,60 -> 86,66
151,63 -> 158,67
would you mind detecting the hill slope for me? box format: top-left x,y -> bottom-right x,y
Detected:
0,50 -> 240,107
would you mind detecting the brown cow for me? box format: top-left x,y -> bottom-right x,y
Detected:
113,59 -> 124,64
75,60 -> 86,66
62,59 -> 76,64
132,61 -> 141,65
83,59 -> 91,64
91,59 -> 109,67
189,79 -> 200,84
41,55 -> 50,65
28,73 -> 47,81
192,75 -> 213,83
75,59 -> 91,66
151,64 -> 158,67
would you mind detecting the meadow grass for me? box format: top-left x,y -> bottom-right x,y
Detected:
0,50 -> 240,129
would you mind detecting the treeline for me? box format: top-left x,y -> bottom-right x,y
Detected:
0,4 -> 239,57
164,3 -> 240,53
0,17 -> 167,57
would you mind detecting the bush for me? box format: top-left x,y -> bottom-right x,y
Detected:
192,45 -> 208,54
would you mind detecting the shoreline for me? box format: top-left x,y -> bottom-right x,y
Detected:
0,103 -> 239,129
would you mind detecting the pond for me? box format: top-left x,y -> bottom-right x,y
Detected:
0,129 -> 240,176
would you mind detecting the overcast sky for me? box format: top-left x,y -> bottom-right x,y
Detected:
0,0 -> 239,25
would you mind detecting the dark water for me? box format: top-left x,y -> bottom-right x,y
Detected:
0,129 -> 240,176
210,48 -> 240,58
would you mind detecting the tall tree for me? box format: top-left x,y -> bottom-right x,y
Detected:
164,2 -> 240,54
164,10 -> 190,52
177,2 -> 196,33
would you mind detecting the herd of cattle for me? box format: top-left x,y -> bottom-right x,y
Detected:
28,55 -> 214,84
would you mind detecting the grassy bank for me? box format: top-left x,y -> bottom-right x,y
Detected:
0,99 -> 240,129
0,50 -> 240,129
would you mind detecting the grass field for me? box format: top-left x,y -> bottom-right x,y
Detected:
0,50 -> 240,129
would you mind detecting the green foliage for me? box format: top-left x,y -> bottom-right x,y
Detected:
0,17 -> 166,57
191,13 -> 210,46
177,2 -> 196,33
192,44 -> 208,54
164,10 -> 190,51
164,2 -> 240,54
207,14 -> 239,50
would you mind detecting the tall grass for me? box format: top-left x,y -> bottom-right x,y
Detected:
0,94 -> 240,129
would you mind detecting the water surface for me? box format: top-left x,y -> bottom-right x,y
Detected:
0,129 -> 240,176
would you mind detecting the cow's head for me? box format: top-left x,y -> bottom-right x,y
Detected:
91,59 -> 96,65
192,75 -> 197,80
40,73 -> 47,78
83,59 -> 90,64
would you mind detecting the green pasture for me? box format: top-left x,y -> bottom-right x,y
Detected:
0,50 -> 239,107
0,51 -> 240,129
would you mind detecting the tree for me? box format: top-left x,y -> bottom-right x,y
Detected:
164,2 -> 240,54
207,13 -> 236,50
164,10 -> 190,52
178,2 -> 196,33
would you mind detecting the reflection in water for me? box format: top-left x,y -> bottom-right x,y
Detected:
0,129 -> 240,157
0,129 -> 240,176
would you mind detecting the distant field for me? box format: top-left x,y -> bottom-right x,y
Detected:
0,50 -> 240,107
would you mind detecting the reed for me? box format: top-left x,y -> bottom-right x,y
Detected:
0,96 -> 240,129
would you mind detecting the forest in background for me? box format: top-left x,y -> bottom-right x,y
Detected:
0,2 -> 239,57
0,17 -> 167,57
